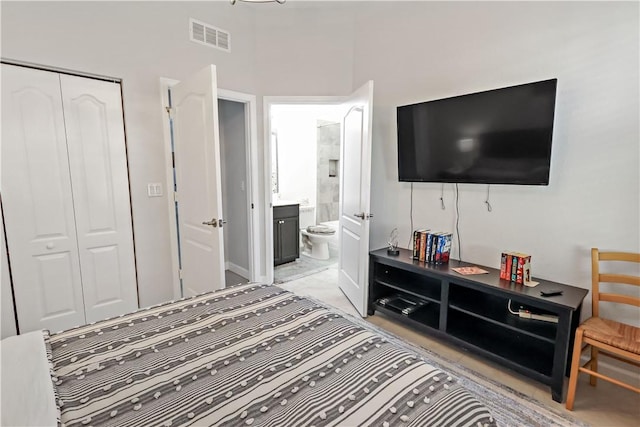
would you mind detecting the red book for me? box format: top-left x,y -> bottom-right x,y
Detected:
504,252 -> 513,281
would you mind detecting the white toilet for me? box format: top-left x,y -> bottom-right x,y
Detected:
299,206 -> 336,260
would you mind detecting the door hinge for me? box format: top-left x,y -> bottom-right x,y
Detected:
166,106 -> 173,118
251,203 -> 254,209
173,191 -> 178,202
178,269 -> 183,279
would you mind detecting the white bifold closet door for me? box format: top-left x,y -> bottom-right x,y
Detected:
1,64 -> 138,333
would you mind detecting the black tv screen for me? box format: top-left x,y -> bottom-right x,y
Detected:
397,79 -> 557,185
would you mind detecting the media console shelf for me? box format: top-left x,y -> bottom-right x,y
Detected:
369,247 -> 588,402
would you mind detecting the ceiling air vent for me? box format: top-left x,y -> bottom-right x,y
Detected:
190,18 -> 231,52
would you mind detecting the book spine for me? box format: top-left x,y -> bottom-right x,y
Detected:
433,233 -> 447,264
516,255 -> 525,284
511,254 -> 518,282
441,234 -> 452,263
499,252 -> 507,280
422,232 -> 429,263
505,253 -> 513,281
427,233 -> 437,263
419,231 -> 427,262
412,230 -> 419,259
435,234 -> 443,264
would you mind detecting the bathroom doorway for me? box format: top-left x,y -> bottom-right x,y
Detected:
266,100 -> 344,284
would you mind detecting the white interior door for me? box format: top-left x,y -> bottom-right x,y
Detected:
172,65 -> 225,296
1,64 -> 86,333
337,81 -> 374,317
60,74 -> 138,322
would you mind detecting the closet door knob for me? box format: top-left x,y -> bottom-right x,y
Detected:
46,242 -> 55,249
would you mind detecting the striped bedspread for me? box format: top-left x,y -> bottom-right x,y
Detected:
48,284 -> 496,426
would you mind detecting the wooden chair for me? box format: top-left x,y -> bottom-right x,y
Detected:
566,248 -> 640,410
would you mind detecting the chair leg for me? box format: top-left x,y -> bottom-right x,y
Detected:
566,329 -> 584,410
589,346 -> 598,386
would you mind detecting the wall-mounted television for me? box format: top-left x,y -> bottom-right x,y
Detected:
397,79 -> 557,185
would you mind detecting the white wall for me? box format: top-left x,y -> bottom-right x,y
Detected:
219,99 -> 250,277
351,2 -> 639,322
272,107 -> 318,205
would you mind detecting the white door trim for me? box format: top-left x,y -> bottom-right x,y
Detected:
262,96 -> 345,285
160,79 -> 262,299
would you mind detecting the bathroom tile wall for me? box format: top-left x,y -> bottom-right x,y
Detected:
316,120 -> 340,223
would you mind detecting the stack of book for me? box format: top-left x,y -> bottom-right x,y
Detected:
500,252 -> 532,285
412,230 -> 452,264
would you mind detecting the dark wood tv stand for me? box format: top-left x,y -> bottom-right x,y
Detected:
368,248 -> 588,402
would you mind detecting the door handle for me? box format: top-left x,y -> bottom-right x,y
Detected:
353,213 -> 373,220
218,219 -> 228,228
202,218 -> 217,227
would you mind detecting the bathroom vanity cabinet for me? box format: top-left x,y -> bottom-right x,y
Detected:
273,204 -> 299,266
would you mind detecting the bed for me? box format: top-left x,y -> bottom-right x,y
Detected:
1,283 -> 496,426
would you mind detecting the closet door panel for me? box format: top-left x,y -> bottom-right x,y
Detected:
1,64 -> 86,333
60,74 -> 138,322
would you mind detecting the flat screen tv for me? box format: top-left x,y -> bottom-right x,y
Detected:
397,79 -> 557,185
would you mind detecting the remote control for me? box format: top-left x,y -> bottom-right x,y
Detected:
540,290 -> 563,297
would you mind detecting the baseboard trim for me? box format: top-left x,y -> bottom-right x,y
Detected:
226,262 -> 250,281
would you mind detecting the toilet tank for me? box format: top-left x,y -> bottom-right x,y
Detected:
299,206 -> 315,229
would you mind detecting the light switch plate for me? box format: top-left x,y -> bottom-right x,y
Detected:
147,183 -> 163,197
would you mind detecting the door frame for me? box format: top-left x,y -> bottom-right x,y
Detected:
263,96 -> 344,285
160,79 -> 262,298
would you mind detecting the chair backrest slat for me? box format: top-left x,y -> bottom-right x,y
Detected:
599,292 -> 640,307
598,252 -> 640,263
599,273 -> 640,287
591,248 -> 640,318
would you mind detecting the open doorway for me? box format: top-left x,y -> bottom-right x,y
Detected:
267,102 -> 344,284
218,98 -> 251,287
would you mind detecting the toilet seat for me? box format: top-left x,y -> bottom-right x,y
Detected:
306,225 -> 335,235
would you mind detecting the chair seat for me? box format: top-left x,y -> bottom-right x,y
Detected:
580,317 -> 640,354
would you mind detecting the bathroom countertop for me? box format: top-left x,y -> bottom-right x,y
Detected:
273,200 -> 299,207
